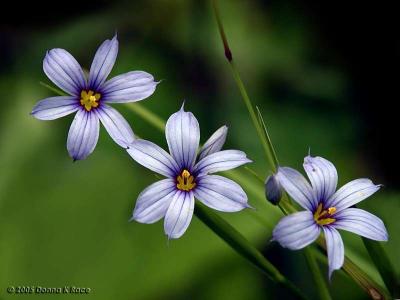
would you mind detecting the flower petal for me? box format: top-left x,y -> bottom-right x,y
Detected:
326,179 -> 381,211
31,96 -> 79,120
276,167 -> 316,211
43,49 -> 86,96
88,35 -> 118,91
303,155 -> 338,202
164,191 -> 194,239
272,211 -> 320,250
334,208 -> 388,241
198,125 -> 228,160
193,150 -> 251,175
126,139 -> 180,177
322,226 -> 344,279
165,105 -> 200,170
194,175 -> 249,212
67,109 -> 99,160
95,104 -> 134,148
101,71 -> 158,103
132,179 -> 177,224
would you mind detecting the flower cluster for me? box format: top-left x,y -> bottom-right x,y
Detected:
31,35 -> 389,279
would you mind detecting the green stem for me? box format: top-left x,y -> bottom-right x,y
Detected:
362,238 -> 399,297
244,166 -> 265,184
229,61 -> 277,171
256,106 -> 279,168
317,238 -> 390,300
212,1 -> 329,297
39,81 -> 67,96
304,247 -> 332,300
124,103 -> 165,133
212,0 -> 277,172
195,202 -> 308,300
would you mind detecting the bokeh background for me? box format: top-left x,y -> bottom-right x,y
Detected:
1,1 -> 398,299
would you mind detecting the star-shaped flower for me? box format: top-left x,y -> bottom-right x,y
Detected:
272,155 -> 388,278
127,105 -> 252,239
31,35 -> 158,160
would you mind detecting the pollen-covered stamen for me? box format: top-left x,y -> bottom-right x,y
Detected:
176,169 -> 196,191
313,203 -> 336,226
80,90 -> 101,111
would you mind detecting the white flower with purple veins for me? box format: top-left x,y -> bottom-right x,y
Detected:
127,105 -> 252,239
31,35 -> 158,160
272,155 -> 388,278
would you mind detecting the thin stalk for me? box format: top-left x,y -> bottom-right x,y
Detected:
304,247 -> 332,300
212,0 -> 277,171
212,0 -> 328,297
244,166 -> 265,184
39,81 -> 67,96
124,103 -> 165,133
362,238 -> 399,297
317,238 -> 390,300
256,106 -> 279,168
195,202 -> 308,300
230,62 -> 277,171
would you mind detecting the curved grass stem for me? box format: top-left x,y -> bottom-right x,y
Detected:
212,0 -> 329,298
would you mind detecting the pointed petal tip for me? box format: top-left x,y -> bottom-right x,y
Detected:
180,101 -> 185,111
245,203 -> 255,210
328,271 -> 334,282
128,216 -> 136,223
384,233 -> 389,241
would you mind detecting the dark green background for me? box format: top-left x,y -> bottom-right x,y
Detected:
1,1 -> 398,299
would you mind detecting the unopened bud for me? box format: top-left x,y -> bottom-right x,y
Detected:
265,174 -> 282,205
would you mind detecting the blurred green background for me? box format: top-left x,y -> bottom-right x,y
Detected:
0,1 -> 398,299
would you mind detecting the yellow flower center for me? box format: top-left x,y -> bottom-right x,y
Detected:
313,203 -> 336,226
80,90 -> 101,111
176,170 -> 196,191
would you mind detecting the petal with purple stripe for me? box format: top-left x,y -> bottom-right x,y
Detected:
194,175 -> 249,212
88,35 -> 118,90
193,150 -> 251,175
102,71 -> 157,103
333,208 -> 388,241
272,211 -> 320,250
31,96 -> 79,120
95,104 -> 134,148
326,179 -> 381,211
164,191 -> 194,239
323,226 -> 344,279
198,125 -> 228,160
43,49 -> 86,96
276,167 -> 316,211
126,139 -> 180,177
132,179 -> 177,224
67,109 -> 99,160
303,155 -> 338,202
165,105 -> 200,169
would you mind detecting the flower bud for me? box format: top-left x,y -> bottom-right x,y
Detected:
265,174 -> 282,205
